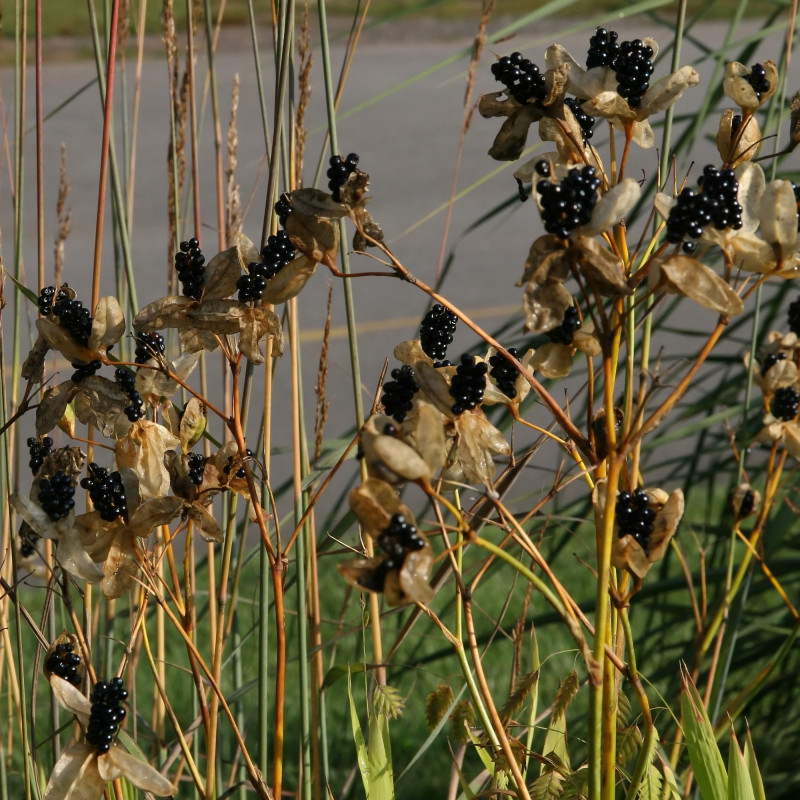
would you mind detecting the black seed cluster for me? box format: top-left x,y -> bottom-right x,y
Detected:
490,52 -> 547,105
665,166 -> 743,253
275,193 -> 292,226
188,453 -> 206,486
115,367 -> 145,422
175,237 -> 206,300
449,354 -> 488,415
38,285 -> 57,316
224,449 -> 255,479
19,523 -> 39,557
586,27 -> 620,69
27,436 -> 53,475
381,365 -> 420,423
86,678 -> 128,755
738,489 -> 755,518
488,347 -> 520,399
45,642 -> 82,687
80,464 -> 127,523
237,231 -> 296,302
327,153 -> 359,202
771,386 -> 800,421
613,39 -> 655,108
547,305 -> 582,345
420,304 -> 458,366
565,97 -> 595,143
134,332 -> 165,364
38,471 -> 76,521
357,514 -> 425,593
537,166 -> 602,239
70,360 -> 102,383
616,489 -> 656,555
53,290 -> 93,347
789,295 -> 800,334
746,63 -> 770,100
761,351 -> 786,375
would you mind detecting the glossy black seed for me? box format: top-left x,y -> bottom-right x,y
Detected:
327,153 -> 359,202
616,488 -> 656,555
789,294 -> 800,334
377,513 -> 425,571
745,63 -> 770,99
534,160 -> 550,177
275,193 -> 292,226
187,453 -> 206,486
53,292 -> 93,346
739,489 -> 755,518
70,360 -> 102,383
39,471 -> 76,522
38,285 -> 57,316
28,435 -> 53,476
232,449 -> 255,479
488,347 -> 520,399
666,166 -> 743,250
115,367 -> 144,422
491,52 -> 546,105
419,304 -> 458,364
761,351 -> 787,376
175,237 -> 206,300
45,642 -> 83,687
565,97 -> 595,143
238,231 -> 296,302
381,365 -> 420,422
546,305 -> 582,345
80,464 -> 127,522
536,166 -> 602,239
449,353 -> 488,415
586,27 -> 620,69
86,677 -> 128,754
612,39 -> 654,107
134,331 -> 166,364
772,386 -> 800,421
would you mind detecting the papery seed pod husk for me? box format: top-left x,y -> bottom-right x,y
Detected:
21,334 -> 50,384
574,236 -> 632,297
338,546 -> 435,606
101,529 -> 141,599
758,180 -> 800,259
88,296 -> 125,353
263,255 -> 318,305
650,255 -> 744,316
73,376 -> 133,438
115,420 -> 180,499
349,478 -> 416,540
517,235 -> 570,287
592,407 -> 624,460
36,382 -> 79,436
453,411 -> 511,488
186,501 -> 223,543
730,483 -> 760,521
339,170 -> 371,208
37,446 -> 86,481
164,450 -> 200,500
791,91 -> 800,150
179,397 -> 207,453
723,61 -> 779,111
133,295 -> 197,332
201,233 -> 259,302
43,633 -> 85,686
352,209 -> 385,252
36,318 -> 94,364
523,280 -> 573,335
716,109 -> 761,166
401,400 -> 447,474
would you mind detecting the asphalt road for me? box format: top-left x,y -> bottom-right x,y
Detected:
3,13 -> 798,517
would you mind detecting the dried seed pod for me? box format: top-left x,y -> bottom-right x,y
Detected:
716,109 -> 761,166
730,483 -> 760,521
44,633 -> 85,687
592,407 -> 624,460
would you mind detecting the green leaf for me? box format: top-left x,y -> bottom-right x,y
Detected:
347,667 -> 371,799
743,729 -> 766,800
5,269 -> 39,306
638,763 -> 662,800
727,731 -> 756,800
531,769 -> 565,800
323,661 -> 367,689
680,667 -> 727,800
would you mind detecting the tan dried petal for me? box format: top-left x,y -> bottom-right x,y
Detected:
37,318 -> 94,364
648,488 -> 683,562
187,501 -> 223,542
736,161 -> 766,235
641,66 -> 700,115
115,421 -> 179,499
759,180 -> 799,258
179,397 -> 207,452
88,296 -> 125,352
98,746 -> 176,795
238,306 -> 284,364
371,434 -> 433,482
588,90 -> 637,120
454,411 -> 510,488
201,233 -> 259,302
55,529 -> 105,583
478,89 -> 517,119
37,382 -> 79,437
284,202 -> 340,265
573,326 -> 602,357
390,545 -> 435,605
393,338 -> 432,367
575,236 -> 632,296
611,534 -> 651,579
133,295 -> 195,332
73,376 -> 132,438
716,110 -> 761,166
523,280 -> 573,334
577,179 -> 640,237
22,334 -> 50,383
652,255 -> 744,316
42,742 -> 104,800
414,361 -> 457,418
263,255 -> 318,304
11,493 -> 58,537
410,398 -> 447,471
531,342 -> 574,378
101,530 -> 140,599
129,496 -> 184,532
349,478 -> 415,539
488,104 -> 542,161
50,675 -> 92,723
